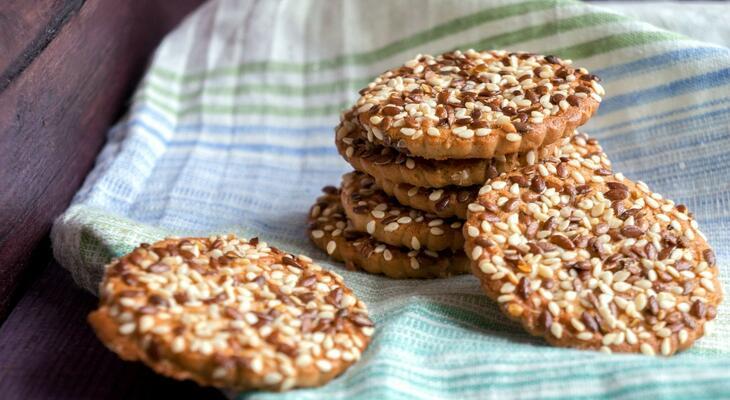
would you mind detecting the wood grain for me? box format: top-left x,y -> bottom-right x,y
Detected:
0,254 -> 226,400
0,0 -> 204,321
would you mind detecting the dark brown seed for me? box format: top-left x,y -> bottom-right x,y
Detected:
666,311 -> 682,324
435,197 -> 450,211
437,91 -> 450,104
353,205 -> 368,214
683,281 -> 694,295
707,305 -> 717,320
674,260 -> 691,271
576,185 -> 591,195
550,94 -> 565,104
543,217 -> 557,232
457,191 -> 473,203
658,245 -> 674,260
350,313 -> 375,327
455,117 -> 473,126
503,198 -> 520,212
510,175 -> 530,187
606,182 -> 629,191
556,163 -> 568,178
645,243 -> 657,260
703,249 -> 716,265
224,307 -> 244,320
540,310 -> 553,329
530,176 -> 546,193
502,106 -> 516,116
526,221 -> 539,238
581,312 -> 599,332
595,168 -> 612,176
470,120 -> 489,129
486,164 -> 499,179
299,275 -> 317,288
475,237 -> 494,248
550,234 -> 575,250
517,277 -> 531,300
148,294 -> 168,306
382,105 -> 401,116
537,241 -> 557,252
513,122 -> 528,132
322,185 -> 338,195
647,296 -> 659,316
612,201 -> 625,217
682,312 -> 697,329
480,212 -> 501,223
566,94 -> 580,106
404,116 -> 420,128
691,300 -> 706,319
605,189 -> 629,201
620,225 -> 644,238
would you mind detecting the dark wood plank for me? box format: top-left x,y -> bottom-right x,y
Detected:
0,0 -> 205,320
0,249 -> 227,400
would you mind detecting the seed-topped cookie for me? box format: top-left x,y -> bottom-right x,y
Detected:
463,138 -> 722,356
309,186 -> 470,279
346,49 -> 601,160
88,235 -> 373,391
336,119 -> 561,188
376,133 -> 603,219
341,171 -> 464,252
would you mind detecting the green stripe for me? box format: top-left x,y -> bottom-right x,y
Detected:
550,31 -> 685,59
137,29 -> 693,118
150,0 -> 573,82
144,10 -> 626,104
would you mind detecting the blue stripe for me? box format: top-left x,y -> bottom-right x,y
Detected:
600,67 -> 730,114
590,96 -> 730,135
593,46 -> 729,81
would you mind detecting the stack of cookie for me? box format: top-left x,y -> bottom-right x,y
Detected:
310,49 -> 601,279
309,49 -> 722,356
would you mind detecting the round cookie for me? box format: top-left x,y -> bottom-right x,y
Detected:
308,186 -> 470,279
340,171 -> 464,252
336,119 -> 561,188
463,146 -> 722,356
88,235 -> 373,391
378,178 -> 477,220
377,132 -> 605,219
346,49 -> 601,160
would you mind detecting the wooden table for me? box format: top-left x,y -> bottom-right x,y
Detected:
0,1 -> 225,398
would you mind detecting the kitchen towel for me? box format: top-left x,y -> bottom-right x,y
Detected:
52,0 -> 730,398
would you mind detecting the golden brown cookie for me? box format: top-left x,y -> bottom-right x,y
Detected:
345,49 -> 601,160
463,145 -> 722,356
340,171 -> 464,252
88,235 -> 373,391
336,118 -> 561,188
376,133 -> 605,219
308,186 -> 470,279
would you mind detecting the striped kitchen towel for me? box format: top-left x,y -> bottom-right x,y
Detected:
51,0 -> 730,398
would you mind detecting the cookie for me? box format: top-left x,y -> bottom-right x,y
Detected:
308,186 -> 470,279
336,119 -> 561,188
377,133 -> 605,219
340,171 -> 464,252
463,144 -> 722,356
345,49 -> 601,160
88,235 -> 374,391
